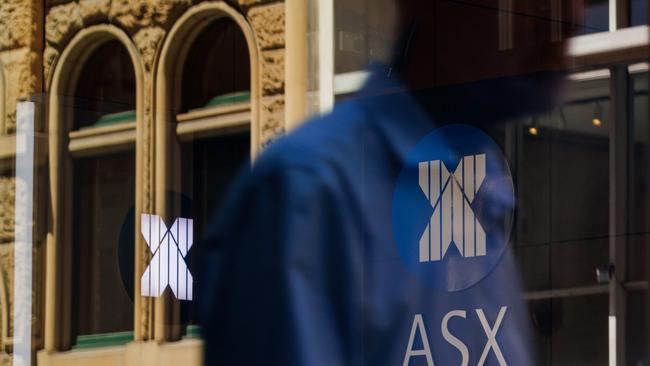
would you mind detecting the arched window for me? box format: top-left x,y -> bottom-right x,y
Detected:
73,41 -> 136,130
69,39 -> 136,344
180,18 -> 250,113
178,16 -> 251,336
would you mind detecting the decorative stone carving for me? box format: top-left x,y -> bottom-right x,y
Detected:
260,95 -> 285,146
45,2 -> 83,46
261,49 -> 284,96
0,0 -> 34,51
109,0 -> 192,32
133,27 -> 164,72
0,178 -> 16,244
247,2 -> 284,50
43,46 -> 59,90
0,48 -> 37,134
79,0 -> 111,25
45,0 -> 191,54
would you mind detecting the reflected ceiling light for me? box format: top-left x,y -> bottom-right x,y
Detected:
527,116 -> 540,136
592,101 -> 604,127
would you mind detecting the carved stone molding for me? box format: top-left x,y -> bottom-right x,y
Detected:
43,46 -> 59,90
0,48 -> 38,134
109,0 -> 192,32
46,0 -> 191,51
45,2 -> 83,47
79,0 -> 111,25
133,26 -> 165,72
0,177 -> 17,245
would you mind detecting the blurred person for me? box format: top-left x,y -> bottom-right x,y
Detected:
199,0 -> 580,364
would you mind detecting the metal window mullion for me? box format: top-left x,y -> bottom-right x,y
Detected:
610,0 -> 630,31
318,0 -> 335,113
608,65 -> 632,366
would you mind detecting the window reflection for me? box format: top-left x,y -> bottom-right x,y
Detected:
513,71 -> 611,364
631,0 -> 648,26
73,41 -> 136,130
180,18 -> 250,114
72,154 -> 135,337
173,16 -> 252,337
70,41 -> 136,342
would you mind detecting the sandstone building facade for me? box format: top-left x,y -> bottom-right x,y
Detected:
0,1 -> 295,365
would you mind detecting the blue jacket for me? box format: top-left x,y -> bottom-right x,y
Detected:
200,64 -> 534,366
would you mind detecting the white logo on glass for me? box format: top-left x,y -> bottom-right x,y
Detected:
418,154 -> 486,263
141,214 -> 194,300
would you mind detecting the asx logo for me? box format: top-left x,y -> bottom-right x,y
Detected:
141,214 -> 194,301
418,154 -> 486,263
392,124 -> 515,291
403,307 -> 509,366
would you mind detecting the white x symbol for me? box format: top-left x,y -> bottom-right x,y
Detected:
141,214 -> 194,300
418,154 -> 486,262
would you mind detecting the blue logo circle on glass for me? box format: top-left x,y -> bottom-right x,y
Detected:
392,124 -> 515,292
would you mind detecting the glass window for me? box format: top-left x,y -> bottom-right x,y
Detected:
631,0 -> 648,26
627,65 -> 650,364
180,18 -> 251,113
581,0 -> 610,33
72,154 -> 135,337
332,0 -> 606,76
179,133 -> 250,331
512,71 -> 611,364
73,41 -> 136,130
334,0 -> 398,73
173,16 -> 252,336
70,41 -> 136,342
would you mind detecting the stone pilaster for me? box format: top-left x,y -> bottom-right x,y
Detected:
244,0 -> 286,146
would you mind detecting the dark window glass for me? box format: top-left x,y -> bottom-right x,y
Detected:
175,16 -> 252,334
334,0 -> 396,73
581,0 -> 610,34
181,18 -> 251,113
179,133 -> 250,333
72,153 -> 135,337
511,74 -> 611,364
73,41 -> 136,130
627,67 -> 650,364
334,0 -> 605,75
631,0 -> 648,26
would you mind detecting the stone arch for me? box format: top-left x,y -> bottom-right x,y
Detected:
45,24 -> 145,351
155,1 -> 262,158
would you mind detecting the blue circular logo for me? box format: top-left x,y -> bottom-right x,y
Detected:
392,124 -> 514,292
